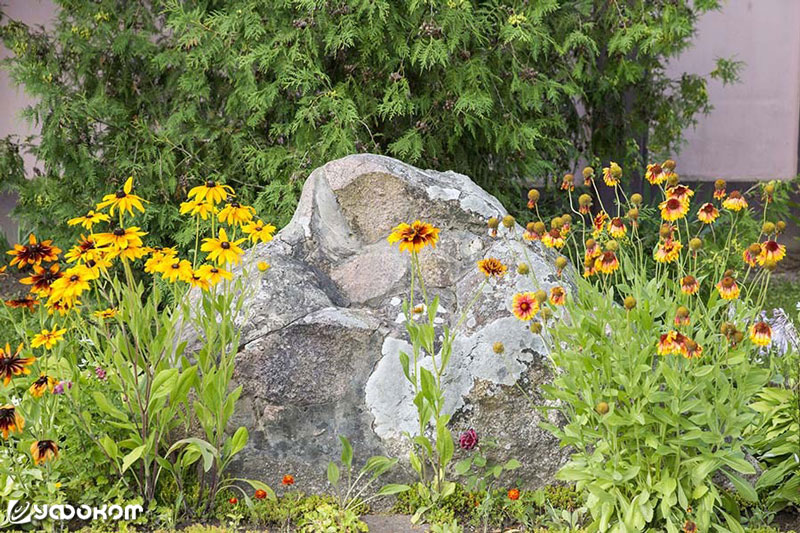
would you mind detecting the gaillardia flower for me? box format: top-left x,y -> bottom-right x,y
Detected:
757,240 -> 786,266
654,240 -> 682,263
602,162 -> 621,187
713,179 -> 726,200
666,184 -> 694,204
743,244 -> 760,267
680,275 -> 699,295
645,163 -> 665,185
722,190 -> 748,211
697,203 -> 719,224
594,251 -> 619,274
659,197 -> 688,221
477,258 -> 507,277
96,176 -> 147,216
7,234 -> 61,268
0,343 -> 34,385
29,373 -> 57,398
0,405 -> 24,439
549,286 -> 566,305
541,228 -> 565,249
608,218 -> 626,239
512,292 -> 539,321
201,228 -> 246,265
188,180 -> 235,205
387,221 -> 440,253
716,276 -> 740,300
750,321 -> 772,346
30,440 -> 59,465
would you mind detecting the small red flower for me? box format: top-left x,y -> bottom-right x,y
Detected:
254,489 -> 267,500
282,474 -> 295,486
228,497 -> 238,505
507,488 -> 520,501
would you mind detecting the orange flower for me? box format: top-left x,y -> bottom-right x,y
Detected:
716,276 -> 740,300
0,343 -> 35,385
29,373 -> 57,397
0,405 -> 24,439
30,440 -> 59,465
541,228 -> 565,249
680,275 -> 699,295
512,292 -> 539,321
592,211 -> 609,235
594,251 -> 619,274
645,163 -> 665,185
7,234 -> 61,269
666,184 -> 694,205
282,474 -> 295,486
659,197 -> 688,221
722,190 -> 748,211
654,240 -> 682,263
254,489 -> 268,500
477,258 -> 507,277
697,203 -> 719,224
757,240 -> 786,266
549,286 -> 566,305
750,321 -> 772,346
608,218 -> 626,239
507,488 -> 520,501
387,221 -> 440,253
713,179 -> 726,200
5,297 -> 38,311
20,264 -> 62,297
684,339 -> 703,360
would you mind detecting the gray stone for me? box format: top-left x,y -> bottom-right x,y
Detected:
221,154 -> 573,492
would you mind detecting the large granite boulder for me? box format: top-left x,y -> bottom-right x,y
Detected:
227,154 -> 572,491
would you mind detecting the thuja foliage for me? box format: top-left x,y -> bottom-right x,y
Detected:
0,0 -> 739,246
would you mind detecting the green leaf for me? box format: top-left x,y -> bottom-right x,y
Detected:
327,462 -> 340,486
339,435 -> 353,468
721,470 -> 758,503
376,484 -> 411,496
229,426 -> 248,458
121,445 -> 145,473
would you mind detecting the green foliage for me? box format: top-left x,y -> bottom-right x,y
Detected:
296,502 -> 367,533
0,0 -> 736,245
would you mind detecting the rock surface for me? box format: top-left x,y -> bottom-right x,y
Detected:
226,154 -> 572,492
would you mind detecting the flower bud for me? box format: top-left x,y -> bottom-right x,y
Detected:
517,263 -> 530,275
666,173 -> 680,187
749,243 -> 762,255
551,216 -> 563,229
723,269 -> 733,278
534,290 -> 547,304
585,238 -> 596,249
596,401 -> 609,415
777,220 -> 786,233
528,189 -> 540,202
578,193 -> 592,207
502,215 -> 515,228
676,306 -> 689,318
762,221 -> 775,234
660,224 -> 673,238
487,217 -> 499,229
714,179 -> 726,190
623,296 -> 636,310
733,330 -> 744,344
689,238 -> 702,251
526,222 -> 537,233
610,162 -> 622,178
529,321 -> 542,334
662,159 -> 676,171
493,342 -> 505,354
764,182 -> 775,195
582,166 -> 594,179
562,214 -> 572,224
763,258 -> 778,271
555,256 -> 568,269
605,240 -> 619,252
630,193 -> 643,205
540,307 -> 553,320
627,208 -> 639,220
533,221 -> 546,235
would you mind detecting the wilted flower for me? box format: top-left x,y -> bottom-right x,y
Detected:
608,218 -> 626,239
0,343 -> 34,386
697,203 -> 719,224
680,275 -> 699,295
674,306 -> 690,326
713,179 -> 726,200
30,440 -> 59,465
29,373 -> 57,398
560,174 -> 574,191
578,193 -> 593,214
527,189 -> 540,208
0,405 -> 24,439
582,167 -> 594,186
549,286 -> 566,305
716,276 -> 740,300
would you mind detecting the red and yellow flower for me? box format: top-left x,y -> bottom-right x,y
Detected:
713,179 -> 726,200
512,292 -> 539,321
697,203 -> 719,224
722,190 -> 748,211
645,163 -> 665,185
750,321 -> 772,346
7,234 -> 61,269
659,197 -> 688,221
20,264 -> 62,297
30,440 -> 59,465
594,251 -> 619,274
654,240 -> 682,263
602,162 -> 621,187
477,258 -> 507,277
608,218 -> 626,239
757,240 -> 786,266
541,228 -> 565,249
549,286 -> 566,305
716,276 -> 740,300
666,185 -> 694,205
680,275 -> 699,295
387,221 -> 440,254
29,373 -> 57,398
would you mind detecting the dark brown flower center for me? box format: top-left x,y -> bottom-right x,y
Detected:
221,242 -> 230,249
206,180 -> 216,188
115,190 -> 126,198
113,228 -> 125,236
69,275 -> 79,282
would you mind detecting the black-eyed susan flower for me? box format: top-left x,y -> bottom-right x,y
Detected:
757,240 -> 786,266
541,228 -> 565,249
30,440 -> 58,465
713,179 -> 726,200
84,256 -> 113,276
188,269 -> 211,291
144,247 -> 178,274
659,197 -> 688,221
750,321 -> 772,346
96,176 -> 147,216
162,259 -> 193,283
64,235 -> 103,264
5,297 -> 38,311
666,184 -> 694,205
680,275 -> 699,295
512,292 -> 539,321
560,173 -> 574,191
20,264 -> 62,297
201,228 -> 246,265
92,308 -> 117,320
7,234 -> 61,268
218,202 -> 256,226
743,244 -> 760,267
608,217 -> 626,239
716,276 -> 740,300
654,240 -> 682,263
68,209 -> 110,230
387,221 -> 440,253
196,264 -> 233,285
477,258 -> 507,277
49,265 -> 96,305
31,328 -> 67,350
94,227 -> 147,256
242,220 -> 277,244
602,162 -> 621,187
257,261 -> 269,272
549,286 -> 566,305
46,298 -> 81,316
0,343 -> 34,385
697,203 -> 719,224
0,405 -> 24,439
179,199 -> 217,220
188,180 -> 235,205
722,190 -> 748,211
594,251 -> 619,275
29,373 -> 57,398
645,163 -> 665,185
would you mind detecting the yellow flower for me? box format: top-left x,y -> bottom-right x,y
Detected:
29,373 -> 57,397
179,200 -> 217,220
31,328 -> 67,350
654,240 -> 682,263
602,162 -> 622,187
697,203 -> 719,224
94,227 -> 147,259
242,220 -> 277,244
257,261 -> 270,272
93,308 -> 117,320
659,197 -> 688,221
541,228 -> 565,249
716,276 -> 740,300
96,176 -> 147,217
722,190 -> 748,211
187,269 -> 211,291
145,247 -> 178,274
68,210 -> 110,230
218,202 -> 256,226
201,228 -> 246,265
188,180 -> 234,205
607,218 -> 626,239
162,259 -> 193,283
549,286 -> 566,305
20,264 -> 62,297
594,251 -> 619,274
0,404 -> 25,439
46,298 -> 81,316
64,235 -> 104,264
477,258 -> 507,277
7,234 -> 61,269
387,221 -> 440,253
512,292 -> 539,321
750,321 -> 772,346
30,440 -> 58,465
48,265 -> 96,305
196,264 -> 233,285
757,240 -> 786,266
